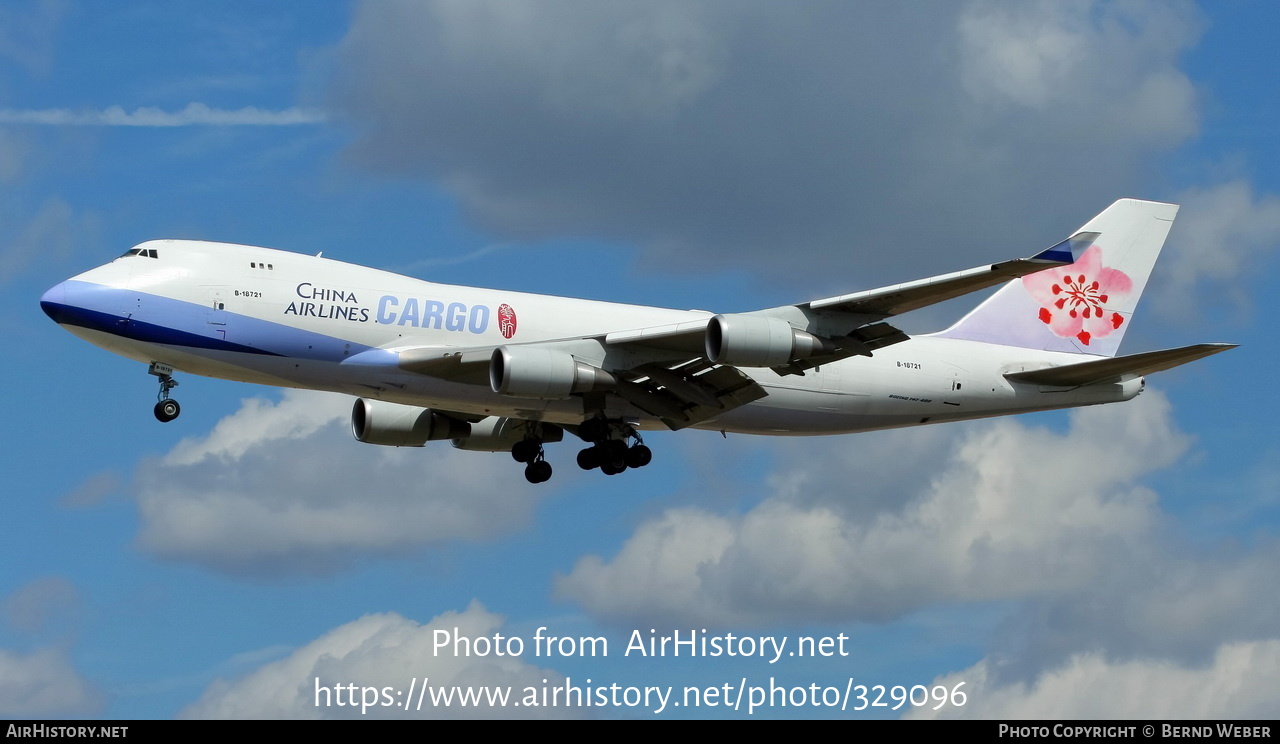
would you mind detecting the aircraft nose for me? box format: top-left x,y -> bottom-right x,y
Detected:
40,281 -> 67,322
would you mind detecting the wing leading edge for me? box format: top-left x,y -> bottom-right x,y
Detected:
804,232 -> 1096,318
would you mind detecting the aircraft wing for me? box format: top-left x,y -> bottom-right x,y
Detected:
368,235 -> 1090,429
804,232 -> 1095,318
394,345 -> 495,385
608,358 -> 768,430
595,235 -> 1089,372
379,336 -> 767,430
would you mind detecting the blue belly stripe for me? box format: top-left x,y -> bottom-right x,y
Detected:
43,301 -> 285,357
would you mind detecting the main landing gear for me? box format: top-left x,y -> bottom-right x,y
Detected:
511,438 -> 553,484
575,418 -> 652,476
149,362 -> 181,423
507,418 -> 655,484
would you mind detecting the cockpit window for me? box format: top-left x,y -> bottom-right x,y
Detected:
118,248 -> 159,259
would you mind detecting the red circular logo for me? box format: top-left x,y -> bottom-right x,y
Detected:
498,303 -> 517,339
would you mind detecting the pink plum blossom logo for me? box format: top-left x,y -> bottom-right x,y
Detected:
1022,245 -> 1132,346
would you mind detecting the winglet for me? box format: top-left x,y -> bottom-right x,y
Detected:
1030,231 -> 1099,265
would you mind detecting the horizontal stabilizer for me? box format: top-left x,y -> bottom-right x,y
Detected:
1005,343 -> 1236,387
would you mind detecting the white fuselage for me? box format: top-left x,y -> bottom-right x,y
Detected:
42,240 -> 1141,435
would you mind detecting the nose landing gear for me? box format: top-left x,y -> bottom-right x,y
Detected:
149,362 -> 181,423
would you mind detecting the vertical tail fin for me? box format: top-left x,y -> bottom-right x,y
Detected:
932,199 -> 1178,357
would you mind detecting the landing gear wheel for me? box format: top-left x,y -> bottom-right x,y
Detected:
579,418 -> 609,442
512,433 -> 553,483
511,439 -> 540,463
626,444 -> 652,468
525,460 -> 553,484
604,439 -> 628,468
576,417 -> 653,476
154,399 -> 181,423
576,447 -> 600,470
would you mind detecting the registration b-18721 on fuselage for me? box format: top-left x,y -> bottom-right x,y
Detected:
40,199 -> 1234,483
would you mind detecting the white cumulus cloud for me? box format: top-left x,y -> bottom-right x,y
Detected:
0,103 -> 326,126
0,647 -> 105,717
909,641 -> 1280,719
182,601 -> 575,719
0,196 -> 80,284
132,390 -> 542,576
0,579 -> 100,717
330,1 -> 1204,290
1156,180 -> 1280,321
558,392 -> 1187,626
958,0 -> 1201,147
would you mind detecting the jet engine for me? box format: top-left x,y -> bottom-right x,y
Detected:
489,346 -> 616,399
351,399 -> 470,447
451,417 -> 564,452
705,314 -> 836,367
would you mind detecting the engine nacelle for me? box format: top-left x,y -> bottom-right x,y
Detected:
489,346 -> 616,399
451,417 -> 564,452
705,314 -> 835,367
351,399 -> 470,447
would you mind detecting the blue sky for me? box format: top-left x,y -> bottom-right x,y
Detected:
2,1 -> 1279,719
